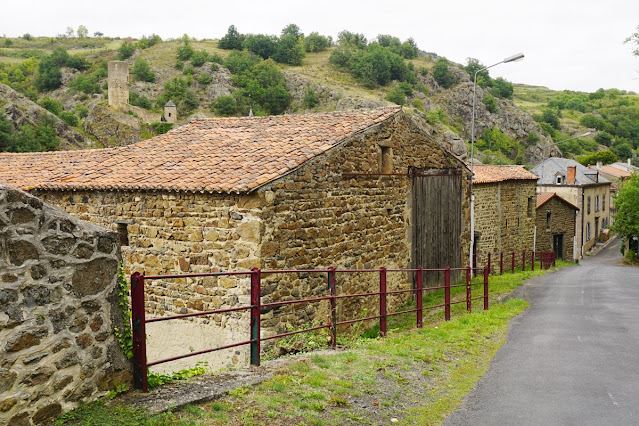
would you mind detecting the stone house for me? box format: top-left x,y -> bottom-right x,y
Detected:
0,107 -> 471,371
531,158 -> 612,257
535,192 -> 579,261
472,165 -> 538,271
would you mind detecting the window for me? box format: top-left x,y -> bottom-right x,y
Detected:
555,174 -> 563,185
527,197 -> 533,218
379,146 -> 393,174
546,211 -> 551,230
595,195 -> 600,212
587,196 -> 591,215
586,222 -> 592,241
603,194 -> 606,211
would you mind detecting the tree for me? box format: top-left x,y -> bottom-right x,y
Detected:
624,25 -> 639,56
273,35 -> 305,65
190,50 -> 209,67
23,33 -> 33,41
612,173 -> 639,239
77,25 -> 89,38
595,131 -> 613,146
118,42 -> 135,60
35,56 -> 62,91
176,40 -> 194,61
213,95 -> 237,116
303,32 -> 330,53
337,31 -> 367,49
132,57 -> 155,82
432,57 -> 457,89
156,77 -> 198,113
218,25 -> 244,50
281,24 -> 303,40
303,87 -> 319,109
386,85 -> 406,105
611,140 -> 633,160
65,27 -> 74,38
576,150 -> 618,166
94,31 -> 104,37
491,77 -> 514,99
244,34 -> 278,60
540,109 -> 561,130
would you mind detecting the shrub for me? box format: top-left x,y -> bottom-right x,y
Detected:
303,87 -> 319,109
218,25 -> 245,50
273,34 -> 305,65
176,41 -> 194,61
156,77 -> 198,113
197,72 -> 212,85
129,92 -> 151,109
580,114 -> 606,130
577,150 -> 618,166
483,94 -> 498,113
386,85 -> 406,105
136,34 -> 162,49
224,50 -> 260,75
491,77 -> 514,99
60,111 -> 79,126
183,65 -> 194,76
329,46 -> 355,69
118,42 -> 135,60
209,53 -> 223,65
337,31 -> 367,49
426,108 -> 448,125
303,32 -> 331,52
151,122 -> 173,134
244,34 -> 278,60
74,104 -> 89,118
213,95 -> 237,116
1,114 -> 59,152
595,131 -> 613,146
35,57 -> 62,92
540,109 -> 561,129
132,58 -> 155,82
432,57 -> 457,89
69,75 -> 101,94
190,50 -> 209,67
39,96 -> 63,115
611,140 -> 633,160
412,98 -> 423,110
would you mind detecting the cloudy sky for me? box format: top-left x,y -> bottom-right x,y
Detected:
2,0 -> 638,93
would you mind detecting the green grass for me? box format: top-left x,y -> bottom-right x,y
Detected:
54,262 -> 571,425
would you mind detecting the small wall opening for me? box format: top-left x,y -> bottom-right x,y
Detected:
527,197 -> 533,218
546,211 -> 552,230
380,146 -> 393,174
116,222 -> 130,246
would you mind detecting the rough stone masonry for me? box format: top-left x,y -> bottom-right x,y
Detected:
0,184 -> 131,425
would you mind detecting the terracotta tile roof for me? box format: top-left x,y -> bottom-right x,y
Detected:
587,164 -> 632,178
472,164 -> 538,184
0,107 -> 400,193
536,192 -> 579,210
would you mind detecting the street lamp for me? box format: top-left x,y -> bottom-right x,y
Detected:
469,52 -> 524,272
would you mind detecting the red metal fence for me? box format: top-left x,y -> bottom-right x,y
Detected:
473,250 -> 556,274
131,265 -> 489,392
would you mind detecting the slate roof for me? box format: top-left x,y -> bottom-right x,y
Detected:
472,164 -> 538,184
530,158 -> 611,186
0,107 -> 401,194
536,192 -> 579,210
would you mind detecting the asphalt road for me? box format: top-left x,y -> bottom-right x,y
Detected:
446,238 -> 639,426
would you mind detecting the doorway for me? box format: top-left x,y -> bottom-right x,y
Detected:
553,234 -> 564,260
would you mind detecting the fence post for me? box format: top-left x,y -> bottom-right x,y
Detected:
511,251 -> 515,273
131,272 -> 147,392
522,250 -> 526,271
483,265 -> 489,310
444,267 -> 451,321
379,267 -> 387,337
466,266 -> 472,313
531,251 -> 535,271
416,267 -> 423,329
328,267 -> 336,349
487,252 -> 491,276
250,268 -> 261,367
500,252 -> 503,275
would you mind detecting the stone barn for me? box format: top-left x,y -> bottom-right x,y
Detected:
535,192 -> 579,261
0,107 -> 470,371
472,165 -> 538,271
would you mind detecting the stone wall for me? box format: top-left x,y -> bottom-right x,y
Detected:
535,197 -> 577,261
0,185 -> 130,425
31,112 -> 470,372
474,181 -> 536,272
258,112 -> 471,327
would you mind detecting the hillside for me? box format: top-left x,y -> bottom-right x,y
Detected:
1,30 -> 637,167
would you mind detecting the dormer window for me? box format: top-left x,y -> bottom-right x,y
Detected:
555,174 -> 563,185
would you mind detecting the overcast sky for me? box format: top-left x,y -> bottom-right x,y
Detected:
2,0 -> 638,93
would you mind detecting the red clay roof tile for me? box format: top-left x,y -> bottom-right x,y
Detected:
0,107 -> 400,193
473,164 -> 538,184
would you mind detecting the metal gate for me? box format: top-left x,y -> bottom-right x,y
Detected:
412,168 -> 463,287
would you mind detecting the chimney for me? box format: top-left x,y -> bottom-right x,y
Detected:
596,161 -> 602,170
629,158 -> 632,165
567,166 -> 576,184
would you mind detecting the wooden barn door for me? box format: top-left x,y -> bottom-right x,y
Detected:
412,168 -> 462,287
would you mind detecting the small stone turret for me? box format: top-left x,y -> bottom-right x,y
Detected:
163,101 -> 177,123
107,61 -> 129,110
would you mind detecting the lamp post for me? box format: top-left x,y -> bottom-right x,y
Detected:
469,53 -> 524,273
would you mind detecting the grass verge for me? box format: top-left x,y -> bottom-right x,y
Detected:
54,261 -> 572,425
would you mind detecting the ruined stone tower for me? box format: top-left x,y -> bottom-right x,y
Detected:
108,61 -> 129,110
164,101 -> 177,123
